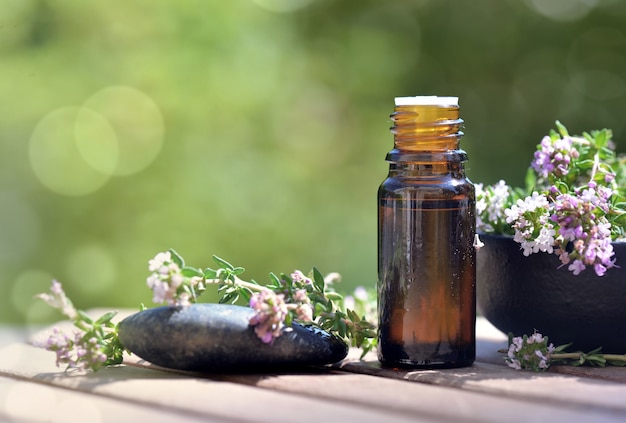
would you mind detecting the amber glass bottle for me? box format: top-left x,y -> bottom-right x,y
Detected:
377,96 -> 476,369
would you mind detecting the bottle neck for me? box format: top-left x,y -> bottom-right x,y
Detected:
390,104 -> 464,152
386,104 -> 467,177
387,151 -> 467,177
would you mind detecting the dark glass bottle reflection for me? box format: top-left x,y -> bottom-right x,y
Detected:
377,97 -> 476,369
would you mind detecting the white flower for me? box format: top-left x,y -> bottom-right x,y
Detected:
534,227 -> 556,254
504,204 -> 522,224
354,286 -> 369,301
149,251 -> 172,272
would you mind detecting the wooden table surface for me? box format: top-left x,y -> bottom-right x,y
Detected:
1,316 -> 626,423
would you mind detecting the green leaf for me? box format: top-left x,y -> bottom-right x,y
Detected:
232,266 -> 245,276
77,310 -> 94,324
182,266 -> 204,278
239,287 -> 253,303
95,311 -> 118,325
212,255 -> 235,270
326,292 -> 343,301
312,267 -> 325,292
555,121 -> 569,138
267,272 -> 282,289
587,355 -> 606,366
314,302 -> 327,314
346,309 -> 359,322
336,318 -> 348,337
74,320 -> 90,332
553,343 -> 572,353
524,167 -> 536,192
204,268 -> 218,279
593,129 -> 609,149
575,159 -> 596,170
218,291 -> 237,304
587,346 -> 603,355
168,249 -> 185,268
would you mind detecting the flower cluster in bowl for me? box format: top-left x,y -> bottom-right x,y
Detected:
476,122 -> 626,276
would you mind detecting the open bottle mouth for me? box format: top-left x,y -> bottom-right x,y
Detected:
394,96 -> 459,106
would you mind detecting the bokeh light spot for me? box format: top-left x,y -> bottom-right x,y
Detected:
250,0 -> 316,13
571,70 -> 626,100
82,86 -> 165,176
525,0 -> 598,22
66,244 -> 117,296
0,192 -> 40,263
29,107 -> 116,196
74,108 -> 120,175
10,269 -> 54,320
567,28 -> 626,101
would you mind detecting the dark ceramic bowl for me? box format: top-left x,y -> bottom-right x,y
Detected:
477,233 -> 626,353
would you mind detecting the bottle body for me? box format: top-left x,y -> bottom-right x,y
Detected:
377,98 -> 476,368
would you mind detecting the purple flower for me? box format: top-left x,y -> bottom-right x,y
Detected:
290,270 -> 312,286
506,332 -> 554,371
249,289 -> 288,343
550,185 -> 616,276
34,280 -> 77,320
568,259 -> 586,275
531,135 -> 578,179
36,327 -> 108,371
146,251 -> 195,306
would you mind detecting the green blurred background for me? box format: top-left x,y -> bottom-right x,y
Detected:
2,0 -> 626,324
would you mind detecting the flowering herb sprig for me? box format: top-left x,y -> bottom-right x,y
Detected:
35,251 -> 377,371
34,280 -> 127,371
501,332 -> 626,372
476,122 -> 626,276
146,250 -> 377,357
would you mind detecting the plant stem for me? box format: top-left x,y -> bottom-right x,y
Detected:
590,151 -> 600,182
603,354 -> 626,362
551,352 -> 626,362
206,276 -> 262,292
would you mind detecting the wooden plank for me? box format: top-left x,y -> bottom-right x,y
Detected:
8,314 -> 626,422
0,342 -> 448,423
0,376 -> 220,423
214,369 -> 626,423
336,359 -> 626,415
4,342 -> 626,423
111,350 -> 626,423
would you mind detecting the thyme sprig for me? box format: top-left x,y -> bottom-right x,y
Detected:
35,250 -> 378,371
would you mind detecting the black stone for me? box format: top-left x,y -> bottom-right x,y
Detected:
118,303 -> 348,372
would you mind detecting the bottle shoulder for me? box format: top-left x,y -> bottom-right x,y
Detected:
379,176 -> 475,198
380,174 -> 474,188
